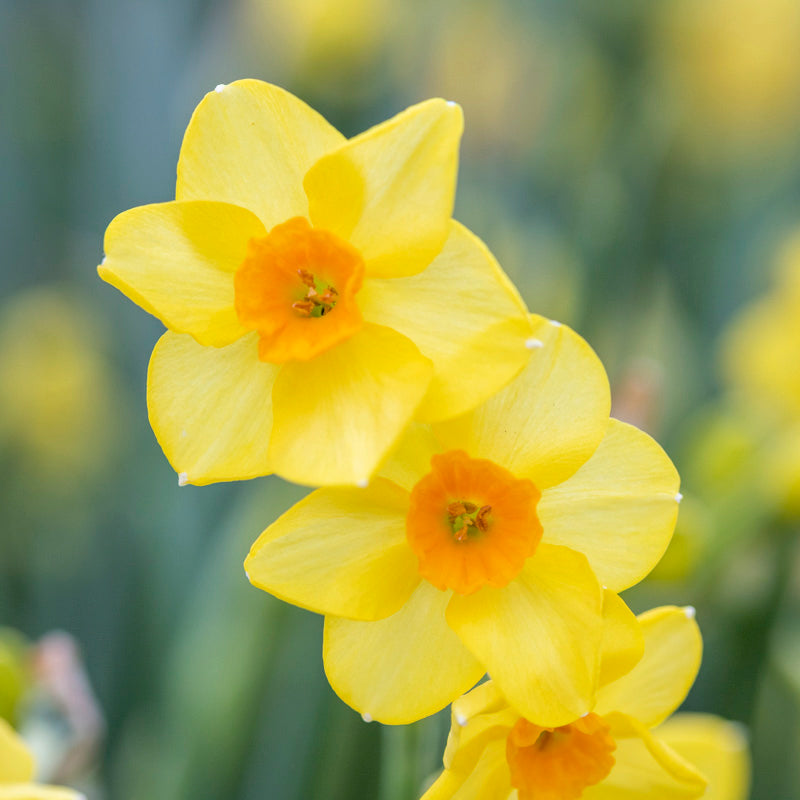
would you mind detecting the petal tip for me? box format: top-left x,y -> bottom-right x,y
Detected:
214,83 -> 226,93
525,337 -> 544,350
178,471 -> 189,486
683,605 -> 696,620
675,491 -> 684,503
361,712 -> 373,723
455,711 -> 468,727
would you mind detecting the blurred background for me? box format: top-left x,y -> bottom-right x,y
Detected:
2,0 -> 800,797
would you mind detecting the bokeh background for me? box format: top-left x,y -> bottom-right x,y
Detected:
2,0 -> 800,797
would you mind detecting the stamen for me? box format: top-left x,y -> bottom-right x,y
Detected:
291,300 -> 316,316
475,505 -> 492,532
297,268 -> 316,289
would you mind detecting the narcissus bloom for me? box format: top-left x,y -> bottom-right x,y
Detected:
0,718 -> 84,799
98,79 -> 532,487
246,316 -> 681,724
422,606 -> 709,800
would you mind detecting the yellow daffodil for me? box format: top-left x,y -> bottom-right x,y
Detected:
0,719 -> 83,800
98,79 -> 532,487
657,713 -> 751,800
246,315 -> 680,724
422,606 -> 708,800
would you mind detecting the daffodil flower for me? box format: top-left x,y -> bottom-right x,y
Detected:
245,316 -> 681,724
98,80 -> 532,487
0,719 -> 84,800
421,606 -> 712,800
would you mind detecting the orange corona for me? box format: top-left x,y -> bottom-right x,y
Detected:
234,217 -> 364,363
506,714 -> 616,800
406,450 -> 542,594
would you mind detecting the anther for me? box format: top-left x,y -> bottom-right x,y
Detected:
297,268 -> 316,289
475,505 -> 492,532
292,300 -> 315,316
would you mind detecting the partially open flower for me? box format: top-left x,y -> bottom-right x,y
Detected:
422,606 -> 716,800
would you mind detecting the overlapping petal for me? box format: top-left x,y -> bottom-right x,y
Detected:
176,80 -> 345,228
657,713 -> 751,800
244,479 -> 418,620
359,221 -> 532,422
422,740 -> 512,800
538,419 -> 681,591
594,607 -> 702,728
147,331 -> 280,484
268,324 -> 433,486
582,712 -> 707,799
323,582 -> 484,724
598,589 -> 645,687
434,315 -> 610,490
99,201 -> 264,346
304,99 -> 462,278
445,544 -> 603,726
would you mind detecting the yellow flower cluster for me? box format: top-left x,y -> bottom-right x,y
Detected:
93,81 -> 748,798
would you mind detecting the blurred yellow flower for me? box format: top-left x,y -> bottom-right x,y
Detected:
721,231 -> 800,514
422,606 -> 708,800
246,315 -> 680,725
0,631 -> 28,727
657,713 -> 751,800
653,0 -> 800,159
243,0 -> 397,92
99,80 -> 533,487
0,288 -> 117,484
0,718 -> 83,800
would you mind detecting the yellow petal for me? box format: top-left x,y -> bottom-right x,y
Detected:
0,786 -> 85,800
323,581 -> 484,724
657,713 -> 751,800
434,315 -> 610,490
0,720 -> 34,783
443,701 -> 517,779
422,740 -> 512,800
99,201 -> 264,346
599,589 -> 645,687
538,419 -> 680,592
245,479 -> 419,621
359,221 -> 533,421
176,80 -> 345,228
583,712 -> 707,799
377,422 -> 443,492
147,331 -> 280,484
446,543 -> 603,727
304,99 -> 462,278
269,324 -> 433,486
594,606 -> 702,728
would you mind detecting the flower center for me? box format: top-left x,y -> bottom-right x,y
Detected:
506,714 -> 616,800
406,450 -> 542,595
234,217 -> 364,363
